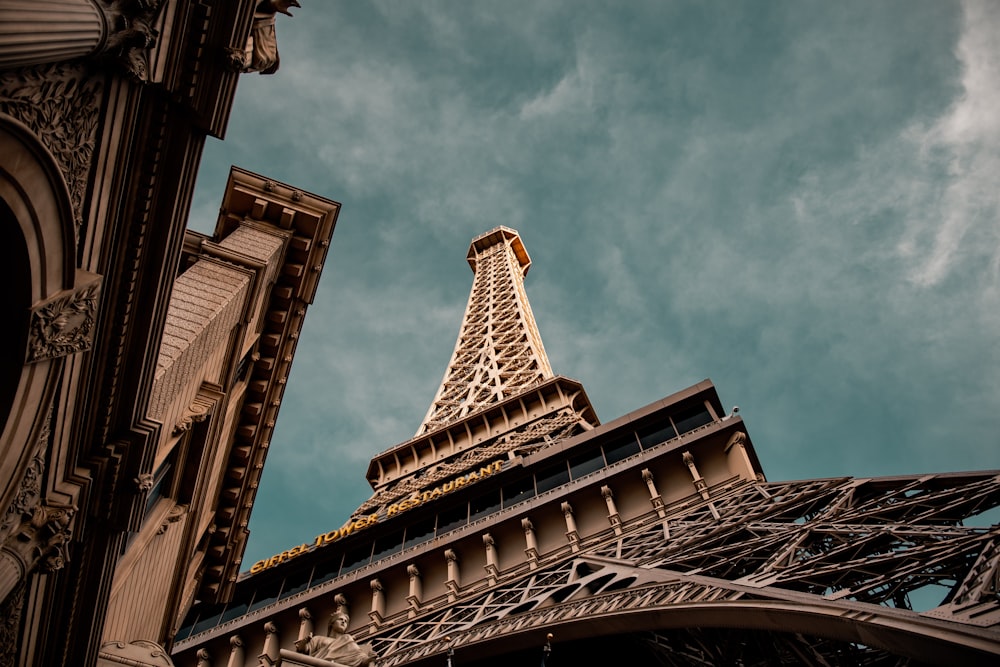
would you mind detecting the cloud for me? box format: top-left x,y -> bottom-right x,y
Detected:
900,0 -> 1000,287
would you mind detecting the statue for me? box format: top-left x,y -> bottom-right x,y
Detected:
294,610 -> 377,667
243,0 -> 301,74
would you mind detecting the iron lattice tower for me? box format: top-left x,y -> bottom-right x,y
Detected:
417,227 -> 554,435
171,228 -> 1000,667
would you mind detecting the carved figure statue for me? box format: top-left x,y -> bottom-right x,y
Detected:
294,611 -> 377,666
244,0 -> 301,74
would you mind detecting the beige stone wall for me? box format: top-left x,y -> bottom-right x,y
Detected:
102,502 -> 188,642
148,259 -> 252,429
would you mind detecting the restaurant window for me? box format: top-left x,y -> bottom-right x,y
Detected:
437,503 -> 468,535
502,475 -> 536,507
341,543 -> 373,575
372,530 -> 404,562
602,434 -> 641,464
404,516 -> 436,549
636,418 -> 676,449
673,403 -> 713,434
535,461 -> 569,494
469,488 -> 501,522
248,580 -> 282,613
569,446 -> 605,479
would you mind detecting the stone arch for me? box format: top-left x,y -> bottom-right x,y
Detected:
0,113 -> 79,539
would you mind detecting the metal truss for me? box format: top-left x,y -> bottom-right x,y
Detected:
362,471 -> 1000,665
417,230 -> 553,435
354,409 -> 587,516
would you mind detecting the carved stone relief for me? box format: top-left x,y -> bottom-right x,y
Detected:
0,580 -> 25,667
26,276 -> 102,363
95,0 -> 166,82
0,62 -> 103,236
0,409 -> 52,545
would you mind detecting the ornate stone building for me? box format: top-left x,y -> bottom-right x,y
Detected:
0,3 -> 337,667
172,228 -> 1000,665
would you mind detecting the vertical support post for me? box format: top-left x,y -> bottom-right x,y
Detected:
522,517 -> 539,569
260,621 -> 280,664
641,468 -> 666,518
483,533 -> 499,585
445,549 -> 460,601
682,451 -> 719,519
297,607 -> 313,644
369,578 -> 385,627
601,485 -> 623,535
561,502 -> 580,552
227,635 -> 244,667
407,564 -> 422,618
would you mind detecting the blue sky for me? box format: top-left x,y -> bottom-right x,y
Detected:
189,0 -> 1000,570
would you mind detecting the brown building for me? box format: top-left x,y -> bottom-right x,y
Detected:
172,228 -> 1000,666
0,3 -> 338,666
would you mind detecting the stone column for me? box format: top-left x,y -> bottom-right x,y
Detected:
521,518 -> 539,569
483,533 -> 499,585
641,468 -> 666,517
0,503 -> 74,604
561,502 -> 580,552
297,607 -> 313,643
406,564 -> 422,618
601,485 -> 623,535
196,648 -> 211,667
444,549 -> 460,601
0,0 -> 105,68
682,451 -> 719,519
369,578 -> 385,627
227,635 -> 244,667
260,621 -> 280,664
0,0 -> 163,78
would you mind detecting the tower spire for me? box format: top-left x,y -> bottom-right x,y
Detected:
417,226 -> 554,435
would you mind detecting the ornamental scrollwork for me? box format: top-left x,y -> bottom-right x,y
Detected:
0,409 -> 52,545
0,63 -> 102,235
26,279 -> 101,363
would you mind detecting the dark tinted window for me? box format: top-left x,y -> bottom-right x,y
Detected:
673,404 -> 713,434
502,475 -> 536,507
569,446 -> 605,479
311,553 -> 343,587
404,516 -> 436,549
341,543 -> 373,574
469,489 -> 501,521
372,530 -> 404,562
535,462 -> 569,494
220,600 -> 249,623
603,434 -> 641,464
278,569 -> 312,600
190,607 -> 223,635
637,419 -> 676,448
437,503 -> 468,535
248,580 -> 282,613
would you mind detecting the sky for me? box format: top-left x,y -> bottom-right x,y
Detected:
188,0 -> 1000,570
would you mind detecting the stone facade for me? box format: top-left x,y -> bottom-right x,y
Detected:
0,3 -> 327,666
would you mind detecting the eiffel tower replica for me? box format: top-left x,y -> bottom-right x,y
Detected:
173,227 -> 1000,667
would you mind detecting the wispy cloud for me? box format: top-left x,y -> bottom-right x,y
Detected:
900,0 -> 1000,287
